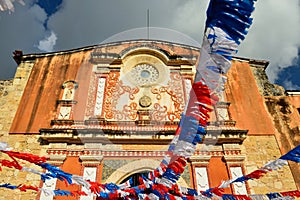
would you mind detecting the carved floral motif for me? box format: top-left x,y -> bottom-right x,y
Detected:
151,103 -> 168,121
103,72 -> 139,120
90,71 -> 186,122
151,72 -> 185,121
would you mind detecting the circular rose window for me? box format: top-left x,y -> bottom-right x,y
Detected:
130,64 -> 159,86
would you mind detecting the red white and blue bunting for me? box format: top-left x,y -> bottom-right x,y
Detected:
1,142 -> 300,199
1,0 -> 299,199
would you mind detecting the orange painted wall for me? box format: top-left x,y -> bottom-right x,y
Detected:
225,61 -> 276,135
287,95 -> 300,130
207,157 -> 232,194
55,156 -> 82,200
9,51 -> 93,134
9,41 -> 201,134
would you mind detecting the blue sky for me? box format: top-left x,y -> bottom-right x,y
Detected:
37,0 -> 62,17
0,0 -> 299,90
276,50 -> 300,90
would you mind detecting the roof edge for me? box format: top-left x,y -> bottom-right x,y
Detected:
15,39 -> 201,63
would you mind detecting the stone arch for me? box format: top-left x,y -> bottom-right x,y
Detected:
120,45 -> 171,64
120,49 -> 170,88
104,159 -> 189,187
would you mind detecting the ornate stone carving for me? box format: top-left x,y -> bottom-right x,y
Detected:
94,77 -> 106,116
130,64 -> 159,86
151,103 -> 168,121
139,95 -> 152,108
151,72 -> 185,121
103,72 -> 140,120
85,73 -> 99,117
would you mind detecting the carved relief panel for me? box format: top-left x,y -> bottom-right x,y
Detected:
195,167 -> 210,191
86,51 -> 195,123
230,167 -> 248,195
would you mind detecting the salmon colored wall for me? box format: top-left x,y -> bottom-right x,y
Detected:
225,61 -> 276,135
9,41 -> 201,134
9,51 -> 93,134
55,156 -> 82,200
207,157 -> 232,194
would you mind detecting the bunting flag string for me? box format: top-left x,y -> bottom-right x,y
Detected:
1,142 -> 300,198
201,145 -> 300,197
153,0 -> 259,198
1,181 -> 300,200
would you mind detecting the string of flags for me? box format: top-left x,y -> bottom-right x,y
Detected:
1,0 -> 299,199
1,142 -> 300,199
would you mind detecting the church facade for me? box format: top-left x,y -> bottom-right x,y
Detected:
0,39 -> 299,200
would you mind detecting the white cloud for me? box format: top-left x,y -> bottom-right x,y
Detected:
0,0 -> 47,79
170,0 -> 209,42
28,3 -> 47,24
37,31 -> 57,52
1,0 -> 299,85
170,0 -> 300,84
237,0 -> 300,83
47,0 -> 187,50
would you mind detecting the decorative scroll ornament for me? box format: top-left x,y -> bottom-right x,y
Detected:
151,72 -> 185,121
103,72 -> 139,120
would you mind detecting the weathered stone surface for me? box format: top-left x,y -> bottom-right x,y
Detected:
264,95 -> 300,189
242,136 -> 297,193
0,62 -> 47,200
250,66 -> 285,96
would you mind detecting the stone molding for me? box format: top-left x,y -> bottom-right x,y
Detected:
189,155 -> 211,164
48,154 -> 66,166
79,155 -> 103,166
222,155 -> 246,165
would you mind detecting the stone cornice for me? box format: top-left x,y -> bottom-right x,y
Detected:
79,155 -> 103,166
222,155 -> 246,165
47,154 -> 66,166
189,155 -> 211,164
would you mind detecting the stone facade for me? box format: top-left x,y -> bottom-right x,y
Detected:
0,40 -> 299,200
0,61 -> 48,200
242,136 -> 297,194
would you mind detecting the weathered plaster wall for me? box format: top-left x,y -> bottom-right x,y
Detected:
1,42 -> 299,199
248,62 -> 300,190
226,61 -> 298,192
225,61 -> 277,135
10,51 -> 93,134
